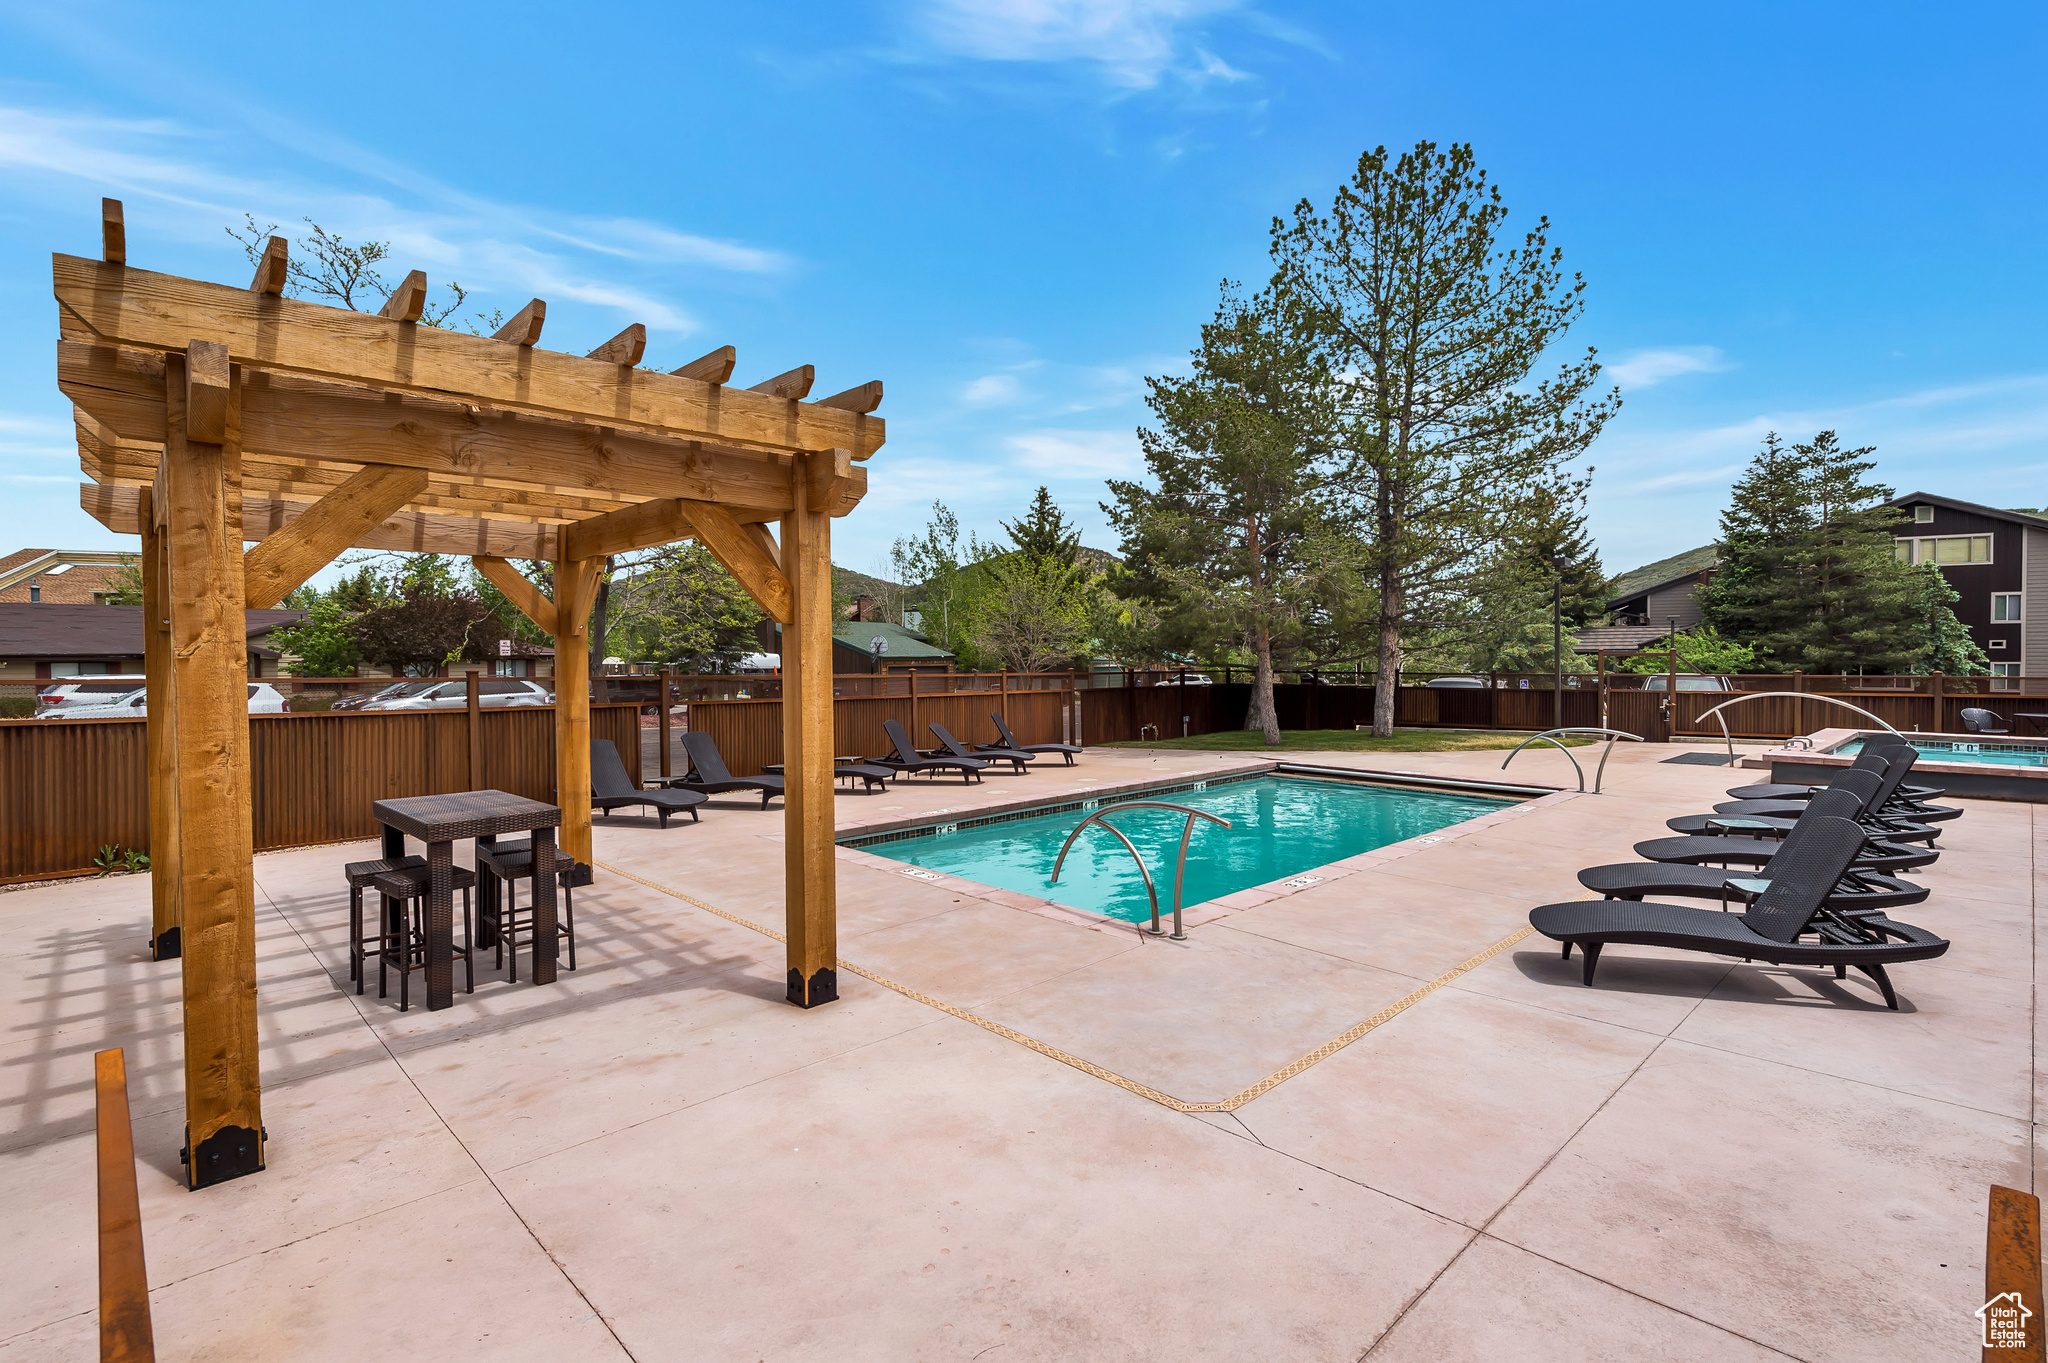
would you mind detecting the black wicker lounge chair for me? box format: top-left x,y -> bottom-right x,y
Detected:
1961,707 -> 2008,734
835,762 -> 896,792
672,730 -> 783,809
591,739 -> 707,828
877,718 -> 986,783
929,721 -> 1033,774
987,712 -> 1083,766
1718,745 -> 1960,823
1664,758 -> 1943,845
1726,743 -> 1939,805
1728,734 -> 1945,804
1632,782 -> 1941,874
1531,815 -> 1950,1009
1578,787 -> 1930,914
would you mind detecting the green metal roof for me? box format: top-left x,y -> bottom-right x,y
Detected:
1606,543 -> 1719,605
770,621 -> 954,660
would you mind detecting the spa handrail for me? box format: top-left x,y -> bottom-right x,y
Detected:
1050,801 -> 1231,941
1692,693 -> 1902,766
1499,727 -> 1643,794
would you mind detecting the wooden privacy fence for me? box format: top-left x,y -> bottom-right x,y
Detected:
2,704 -> 640,885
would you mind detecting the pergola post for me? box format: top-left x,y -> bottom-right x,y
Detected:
553,556 -> 599,882
164,344 -> 263,1188
138,483 -> 181,961
781,451 -> 839,1007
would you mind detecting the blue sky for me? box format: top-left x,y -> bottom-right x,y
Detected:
1,1 -> 2043,587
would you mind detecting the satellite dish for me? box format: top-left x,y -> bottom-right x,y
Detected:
870,635 -> 889,656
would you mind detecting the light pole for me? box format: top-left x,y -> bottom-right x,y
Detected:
1551,556 -> 1565,731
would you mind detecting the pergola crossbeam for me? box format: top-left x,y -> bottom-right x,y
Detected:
60,339 -> 862,513
55,256 -> 885,459
493,299 -> 546,346
586,323 -> 646,366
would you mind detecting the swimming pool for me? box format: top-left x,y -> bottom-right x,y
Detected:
847,774 -> 1517,924
1840,737 -> 2048,768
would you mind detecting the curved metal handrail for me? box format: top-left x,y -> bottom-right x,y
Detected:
1499,727 -> 1644,794
1050,800 -> 1231,940
1692,692 -> 1901,766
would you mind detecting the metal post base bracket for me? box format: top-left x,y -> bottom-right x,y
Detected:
182,1122 -> 264,1189
787,967 -> 839,1008
151,926 -> 181,961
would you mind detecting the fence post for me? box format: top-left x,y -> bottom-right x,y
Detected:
658,670 -> 673,781
909,668 -> 919,742
1930,671 -> 1943,734
466,671 -> 481,790
97,1047 -> 155,1363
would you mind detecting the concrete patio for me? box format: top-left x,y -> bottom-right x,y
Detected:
0,739 -> 2029,1360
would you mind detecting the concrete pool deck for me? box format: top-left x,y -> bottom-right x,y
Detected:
0,739 -> 2032,1359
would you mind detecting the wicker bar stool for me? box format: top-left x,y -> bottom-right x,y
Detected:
475,839 -> 577,981
371,864 -> 477,1011
344,854 -> 427,988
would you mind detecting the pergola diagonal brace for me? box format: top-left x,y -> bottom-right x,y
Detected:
243,464 -> 430,608
472,556 -> 557,637
680,499 -> 793,623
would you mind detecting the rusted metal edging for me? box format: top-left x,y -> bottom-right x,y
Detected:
1987,1184 -> 2044,1360
96,1047 -> 156,1362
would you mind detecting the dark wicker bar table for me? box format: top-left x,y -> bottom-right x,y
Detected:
373,791 -> 562,1010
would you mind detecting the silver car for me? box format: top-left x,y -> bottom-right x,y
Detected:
360,678 -> 553,711
35,676 -> 147,715
41,682 -> 290,718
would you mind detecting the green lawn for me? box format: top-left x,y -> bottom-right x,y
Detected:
1099,727 -> 1594,753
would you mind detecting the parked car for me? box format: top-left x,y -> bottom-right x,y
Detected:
1151,673 -> 1214,686
329,681 -> 419,712
1422,675 -> 1488,689
360,678 -> 553,711
36,676 -> 146,715
1641,673 -> 1737,693
41,682 -> 291,718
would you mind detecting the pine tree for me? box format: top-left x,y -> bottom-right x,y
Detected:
1108,286 -> 1349,745
1002,487 -> 1081,568
1268,141 -> 1617,735
1698,431 -> 1979,673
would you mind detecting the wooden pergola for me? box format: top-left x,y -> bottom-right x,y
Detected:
58,200 -> 883,1188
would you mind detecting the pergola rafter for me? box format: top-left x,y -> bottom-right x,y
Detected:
59,202 -> 881,1188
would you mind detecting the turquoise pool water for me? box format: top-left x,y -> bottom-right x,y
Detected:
1841,738 -> 2048,768
850,775 -> 1515,923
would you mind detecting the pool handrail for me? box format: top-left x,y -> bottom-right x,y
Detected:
1499,727 -> 1643,794
1050,801 -> 1231,940
1692,693 -> 1901,766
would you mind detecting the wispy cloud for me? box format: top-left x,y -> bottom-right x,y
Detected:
1008,428 -> 1143,475
0,104 -> 787,338
961,373 -> 1024,405
913,0 -> 1249,90
1604,345 -> 1732,389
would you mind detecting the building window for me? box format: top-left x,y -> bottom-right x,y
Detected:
1990,639 -> 2007,650
491,658 -> 531,677
1993,661 -> 2021,690
1993,592 -> 2022,622
1913,504 -> 1934,522
1894,535 -> 1992,565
